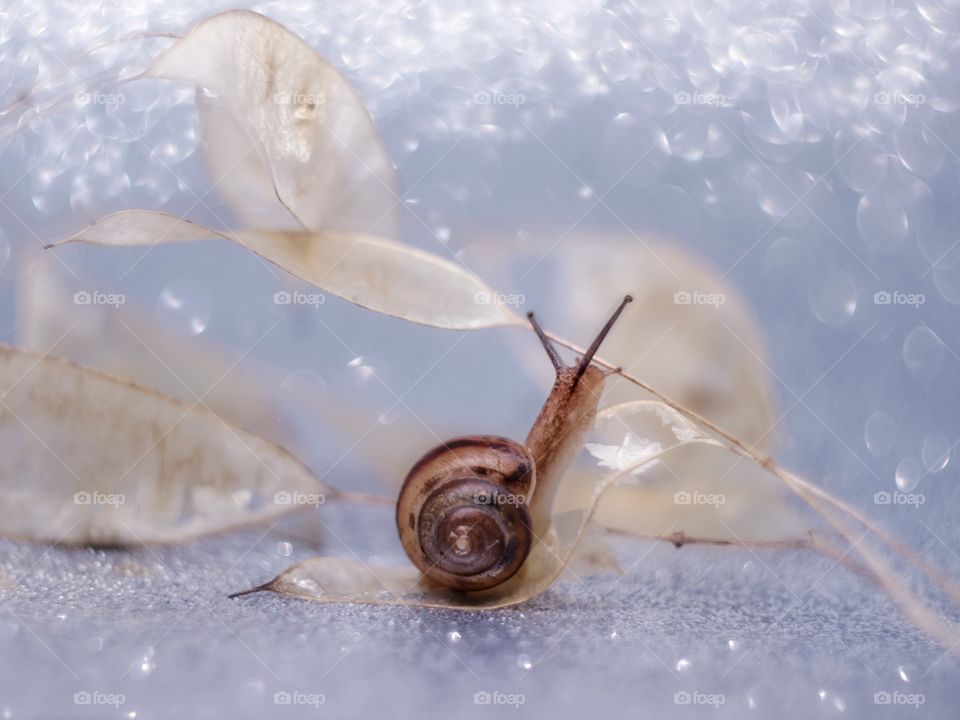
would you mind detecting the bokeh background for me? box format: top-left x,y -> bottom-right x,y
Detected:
1,0 -> 959,717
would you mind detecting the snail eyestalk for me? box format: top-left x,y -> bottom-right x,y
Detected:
574,294 -> 632,383
527,311 -> 564,373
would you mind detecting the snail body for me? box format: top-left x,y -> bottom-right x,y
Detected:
397,296 -> 632,592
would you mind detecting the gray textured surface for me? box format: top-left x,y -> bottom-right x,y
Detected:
1,515 -> 956,720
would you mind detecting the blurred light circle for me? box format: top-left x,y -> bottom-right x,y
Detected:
921,433 -> 951,473
156,278 -> 214,337
808,270 -> 857,327
864,411 -> 897,456
902,325 -> 944,381
895,456 -> 922,492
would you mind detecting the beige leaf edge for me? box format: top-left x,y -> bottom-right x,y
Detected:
48,211 -> 524,331
0,344 -> 385,545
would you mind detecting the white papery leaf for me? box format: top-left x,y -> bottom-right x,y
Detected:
584,431 -> 661,472
55,211 -> 523,330
0,345 -> 327,545
195,91 -> 300,230
150,10 -> 399,239
560,400 -> 809,542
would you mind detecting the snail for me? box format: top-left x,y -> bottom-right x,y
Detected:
396,295 -> 633,591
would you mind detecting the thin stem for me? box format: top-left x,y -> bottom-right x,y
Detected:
606,528 -> 877,583
0,31 -> 178,120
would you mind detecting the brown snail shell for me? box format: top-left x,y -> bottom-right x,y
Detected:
396,436 -> 535,592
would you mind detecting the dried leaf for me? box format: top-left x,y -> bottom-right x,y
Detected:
194,91 -> 300,230
54,211 -> 524,330
559,401 -> 810,542
0,345 -> 328,545
232,401 -> 710,607
16,250 -> 285,443
553,235 -> 777,447
149,10 -> 399,239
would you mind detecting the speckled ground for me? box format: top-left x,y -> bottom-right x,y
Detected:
1,509 -> 956,719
